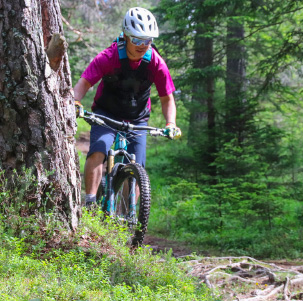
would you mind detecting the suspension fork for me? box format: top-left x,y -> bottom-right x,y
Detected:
128,177 -> 136,218
107,149 -> 115,215
106,150 -> 137,217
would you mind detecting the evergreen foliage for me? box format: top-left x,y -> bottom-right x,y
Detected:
146,0 -> 303,258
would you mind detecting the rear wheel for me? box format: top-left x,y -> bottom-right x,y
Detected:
113,163 -> 151,246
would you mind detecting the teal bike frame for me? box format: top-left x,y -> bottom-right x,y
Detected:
79,109 -> 171,220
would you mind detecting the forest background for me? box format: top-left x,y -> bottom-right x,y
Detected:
66,0 -> 303,259
4,0 -> 303,299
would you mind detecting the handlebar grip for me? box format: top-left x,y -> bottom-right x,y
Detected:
150,129 -> 163,136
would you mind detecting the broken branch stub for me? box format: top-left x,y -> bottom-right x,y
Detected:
46,33 -> 68,71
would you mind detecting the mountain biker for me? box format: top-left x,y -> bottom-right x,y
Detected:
73,7 -> 181,206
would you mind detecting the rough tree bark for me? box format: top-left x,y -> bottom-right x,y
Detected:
0,0 -> 81,229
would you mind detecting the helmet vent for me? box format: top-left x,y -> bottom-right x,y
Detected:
123,7 -> 159,38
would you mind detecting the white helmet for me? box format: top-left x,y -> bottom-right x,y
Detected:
122,7 -> 159,39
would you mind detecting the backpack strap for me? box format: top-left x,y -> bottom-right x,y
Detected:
117,33 -> 128,60
141,48 -> 152,64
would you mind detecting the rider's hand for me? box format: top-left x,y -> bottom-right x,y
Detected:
165,122 -> 182,139
75,100 -> 84,118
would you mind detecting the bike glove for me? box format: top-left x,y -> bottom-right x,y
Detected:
165,122 -> 182,139
75,100 -> 84,118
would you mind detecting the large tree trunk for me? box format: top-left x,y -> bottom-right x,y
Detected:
189,20 -> 216,177
225,15 -> 247,143
0,0 -> 81,229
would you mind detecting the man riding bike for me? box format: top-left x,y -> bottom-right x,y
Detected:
73,7 -> 181,206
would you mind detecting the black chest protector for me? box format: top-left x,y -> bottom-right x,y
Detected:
95,34 -> 153,121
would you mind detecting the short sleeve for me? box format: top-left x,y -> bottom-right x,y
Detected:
81,44 -> 118,86
151,50 -> 175,97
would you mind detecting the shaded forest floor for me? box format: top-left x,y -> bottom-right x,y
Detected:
143,234 -> 194,257
76,133 -> 303,301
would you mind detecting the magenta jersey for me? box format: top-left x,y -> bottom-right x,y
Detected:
81,42 -> 175,116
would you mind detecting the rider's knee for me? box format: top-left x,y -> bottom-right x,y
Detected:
87,151 -> 106,164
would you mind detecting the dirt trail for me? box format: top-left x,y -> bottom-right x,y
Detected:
76,131 -> 90,155
143,235 -> 195,257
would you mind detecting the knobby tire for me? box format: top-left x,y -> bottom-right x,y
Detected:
113,163 -> 151,247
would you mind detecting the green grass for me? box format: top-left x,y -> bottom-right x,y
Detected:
0,205 -> 215,301
78,150 -> 86,174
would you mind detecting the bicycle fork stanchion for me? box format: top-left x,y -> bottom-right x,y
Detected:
107,150 -> 115,215
129,177 -> 137,224
129,154 -> 137,223
108,149 -> 114,173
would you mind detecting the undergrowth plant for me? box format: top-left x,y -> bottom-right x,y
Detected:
0,168 -> 215,300
146,138 -> 303,259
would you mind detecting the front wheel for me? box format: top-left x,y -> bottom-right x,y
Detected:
113,163 -> 151,247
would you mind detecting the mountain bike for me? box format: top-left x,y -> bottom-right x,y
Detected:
78,109 -> 172,246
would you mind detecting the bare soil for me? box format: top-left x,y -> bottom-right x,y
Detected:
76,131 -> 90,155
143,234 -> 195,257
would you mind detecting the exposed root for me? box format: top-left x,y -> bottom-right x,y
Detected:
180,256 -> 303,301
283,276 -> 290,301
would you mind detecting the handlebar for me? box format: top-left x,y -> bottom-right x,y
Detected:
79,110 -> 170,138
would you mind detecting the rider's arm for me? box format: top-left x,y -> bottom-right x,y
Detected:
160,93 -> 176,125
73,77 -> 92,102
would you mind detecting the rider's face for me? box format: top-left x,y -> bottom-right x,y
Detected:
125,35 -> 150,61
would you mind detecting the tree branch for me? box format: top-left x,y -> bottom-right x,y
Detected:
61,15 -> 99,54
61,15 -> 83,41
